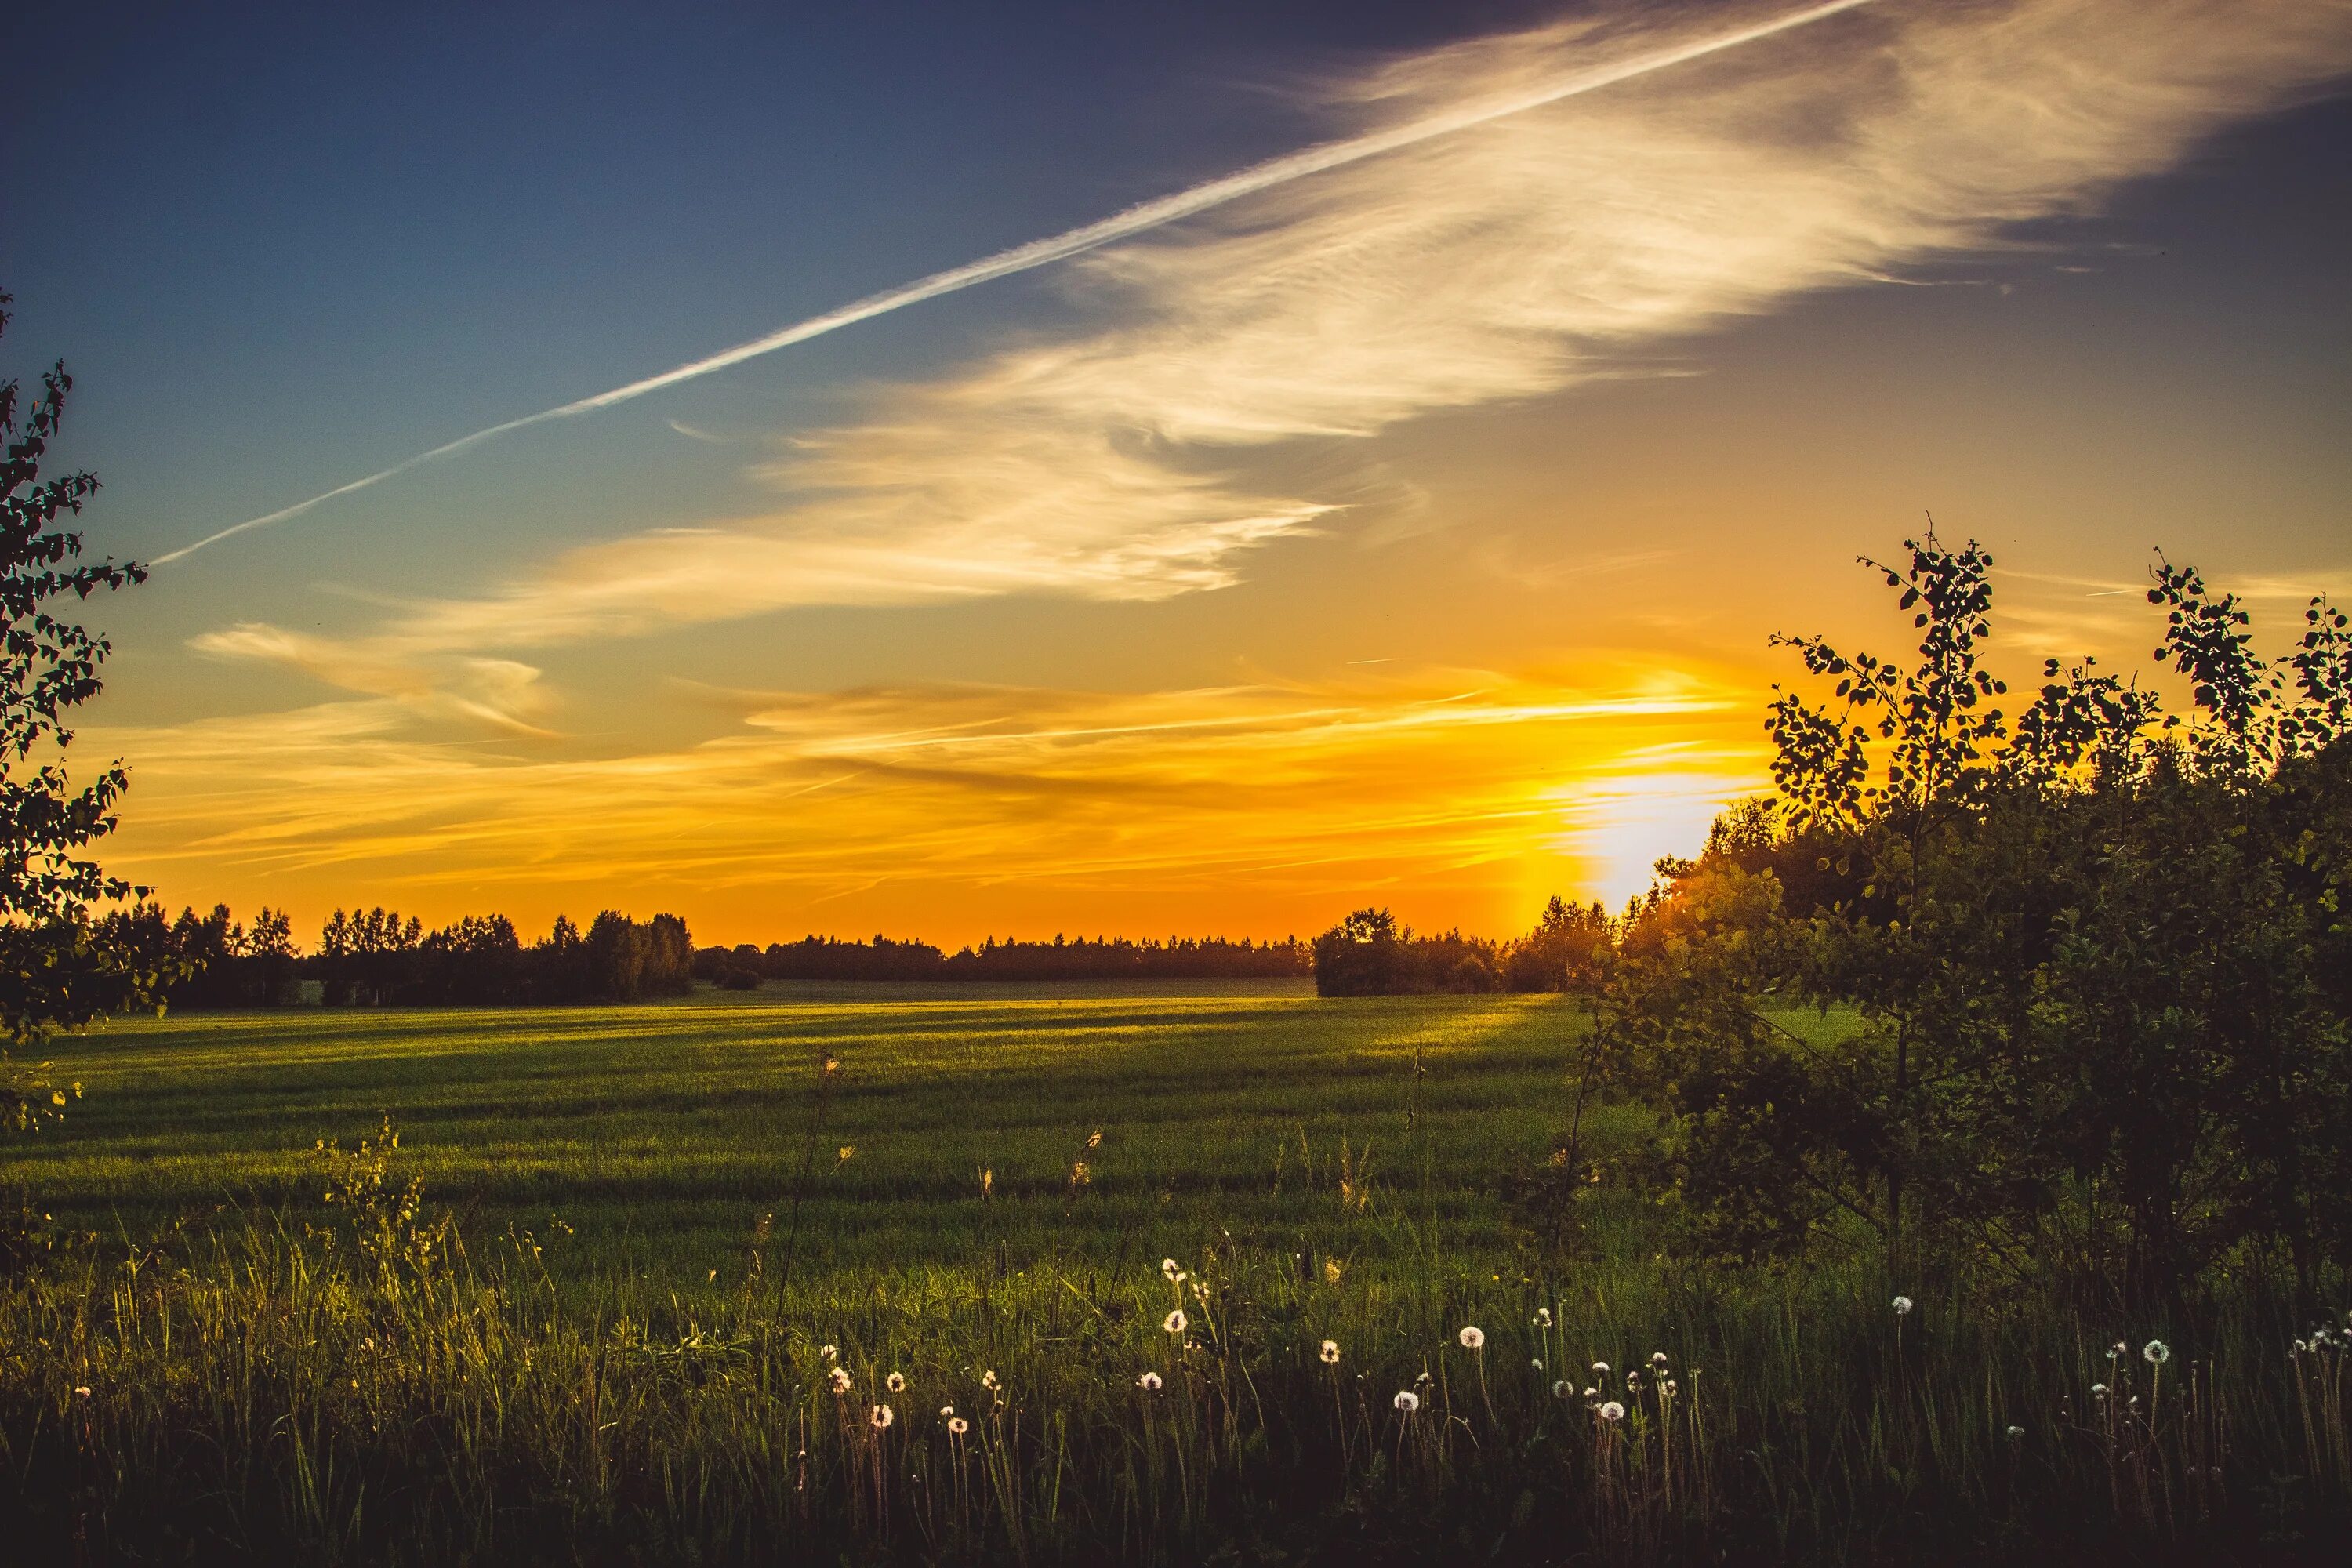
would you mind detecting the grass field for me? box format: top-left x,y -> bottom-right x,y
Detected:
3,985 -> 2345,1564
2,981 -> 1625,1286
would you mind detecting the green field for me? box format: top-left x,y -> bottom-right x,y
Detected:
3,981 -> 1620,1286
5,985 -> 2339,1564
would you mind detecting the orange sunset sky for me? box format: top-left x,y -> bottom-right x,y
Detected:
8,0 -> 2349,947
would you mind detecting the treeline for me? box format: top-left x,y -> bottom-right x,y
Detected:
693,933 -> 1312,987
1309,898 -> 1613,996
99,905 -> 695,1007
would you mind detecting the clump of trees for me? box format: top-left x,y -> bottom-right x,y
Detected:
1596,537 -> 2352,1308
107,904 -> 695,1007
695,932 -> 1312,985
1310,898 -> 1612,996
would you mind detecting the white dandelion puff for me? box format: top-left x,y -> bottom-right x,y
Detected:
1319,1340 -> 1341,1365
820,1345 -> 838,1363
1552,1380 -> 1570,1399
1891,1296 -> 1914,1316
1592,1361 -> 1610,1376
1138,1371 -> 1163,1391
828,1367 -> 852,1395
948,1416 -> 970,1436
870,1403 -> 895,1429
1650,1352 -> 1668,1367
2006,1425 -> 2024,1439
1164,1309 -> 1188,1334
1599,1400 -> 1626,1423
1458,1326 -> 1486,1350
1394,1390 -> 1420,1413
1533,1308 -> 1553,1329
2144,1340 -> 2171,1367
1162,1258 -> 1180,1279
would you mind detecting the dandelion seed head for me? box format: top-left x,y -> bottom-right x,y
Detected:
1533,1308 -> 1553,1329
1138,1371 -> 1163,1391
1320,1340 -> 1341,1365
819,1345 -> 838,1363
1458,1326 -> 1486,1350
1162,1258 -> 1179,1279
870,1403 -> 894,1429
1582,1386 -> 1598,1399
1394,1390 -> 1420,1413
948,1416 -> 970,1436
2144,1339 -> 2171,1367
1891,1296 -> 1914,1316
1665,1379 -> 1679,1395
1650,1351 -> 1668,1367
1599,1400 -> 1626,1423
1164,1309 -> 1188,1334
829,1368 -> 852,1395
73,1386 -> 91,1399
2006,1425 -> 2024,1439
2092,1383 -> 2110,1399
1552,1380 -> 1570,1399
1592,1361 -> 1610,1376
939,1405 -> 954,1419
887,1372 -> 906,1393
1532,1357 -> 1544,1371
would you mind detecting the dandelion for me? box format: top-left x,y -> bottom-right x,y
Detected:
1414,1370 -> 1435,1388
1138,1371 -> 1163,1392
2144,1339 -> 2171,1367
2111,1341 -> 2126,1359
1164,1309 -> 1188,1334
1599,1400 -> 1626,1423
1533,1307 -> 1553,1329
1394,1390 -> 1421,1413
940,1405 -> 955,1420
2092,1383 -> 2110,1399
1459,1326 -> 1486,1350
820,1345 -> 839,1363
73,1386 -> 91,1399
2006,1425 -> 2025,1440
948,1416 -> 970,1436
1162,1258 -> 1180,1279
1650,1351 -> 1668,1367
1319,1340 -> 1341,1365
829,1367 -> 852,1395
1582,1386 -> 1598,1399
981,1370 -> 1000,1392
1087,1130 -> 1102,1149
1665,1379 -> 1679,1396
1531,1358 -> 1544,1371
1553,1380 -> 1570,1399
869,1404 -> 894,1430
887,1371 -> 907,1394
1891,1295 -> 1914,1316
1592,1361 -> 1610,1376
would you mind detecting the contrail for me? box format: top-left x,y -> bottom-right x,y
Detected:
158,0 -> 1875,564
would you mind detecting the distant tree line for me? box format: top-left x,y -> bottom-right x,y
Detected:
97,906 -> 695,1007
694,933 -> 1311,988
1310,897 -> 1613,996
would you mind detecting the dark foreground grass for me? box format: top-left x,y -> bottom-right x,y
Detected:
2,985 -> 2348,1563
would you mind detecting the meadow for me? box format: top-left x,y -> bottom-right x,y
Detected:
0,984 -> 2344,1564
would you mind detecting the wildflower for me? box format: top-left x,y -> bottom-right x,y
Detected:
2110,1341 -> 2126,1359
2092,1383 -> 2110,1399
887,1372 -> 907,1394
981,1370 -> 1000,1391
1592,1360 -> 1610,1376
1459,1326 -> 1486,1350
1394,1390 -> 1421,1413
1163,1258 -> 1179,1279
1533,1307 -> 1553,1329
2296,1338 -> 2309,1353
1582,1386 -> 1598,1399
1320,1340 -> 1341,1365
2143,1339 -> 2171,1367
820,1345 -> 839,1363
1650,1351 -> 1668,1367
1531,1358 -> 1544,1371
73,1386 -> 91,1399
2006,1425 -> 2025,1440
2129,1396 -> 2142,1410
1599,1400 -> 1626,1423
940,1405 -> 955,1420
1414,1370 -> 1435,1388
829,1367 -> 852,1395
948,1416 -> 970,1436
1138,1371 -> 1163,1392
1164,1309 -> 1189,1334
1665,1379 -> 1679,1396
1552,1380 -> 1570,1399
1891,1296 -> 1914,1316
870,1404 -> 894,1430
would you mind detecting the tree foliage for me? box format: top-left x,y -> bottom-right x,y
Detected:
0,291 -> 168,1133
1606,535 -> 2352,1307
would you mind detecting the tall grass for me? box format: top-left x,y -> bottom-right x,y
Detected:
5,1192 -> 2349,1563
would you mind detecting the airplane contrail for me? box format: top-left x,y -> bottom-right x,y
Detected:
158,0 -> 1876,564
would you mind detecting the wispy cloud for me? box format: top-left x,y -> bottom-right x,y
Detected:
95,661 -> 1766,934
192,0 -> 2352,688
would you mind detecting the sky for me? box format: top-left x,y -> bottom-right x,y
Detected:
4,0 -> 2349,948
